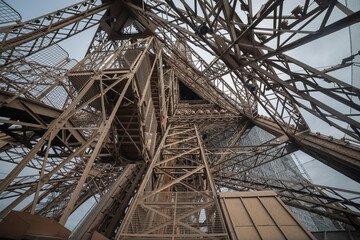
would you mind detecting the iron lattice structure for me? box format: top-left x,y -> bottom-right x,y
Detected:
0,0 -> 360,239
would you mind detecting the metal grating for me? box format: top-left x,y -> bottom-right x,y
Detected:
121,192 -> 228,240
0,0 -> 21,25
26,42 -> 69,67
0,42 -> 77,109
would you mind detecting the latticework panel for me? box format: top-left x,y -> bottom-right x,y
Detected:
0,0 -> 20,24
121,192 -> 228,240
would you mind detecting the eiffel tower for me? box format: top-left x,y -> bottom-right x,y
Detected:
0,0 -> 359,239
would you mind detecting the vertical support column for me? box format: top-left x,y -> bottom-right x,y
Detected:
59,76 -> 133,225
194,125 -> 217,194
116,124 -> 171,235
116,124 -> 229,239
158,51 -> 167,133
31,132 -> 54,214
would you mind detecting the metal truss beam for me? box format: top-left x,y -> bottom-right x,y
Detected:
128,0 -> 360,141
254,116 -> 360,183
0,0 -> 111,66
1,0 -> 360,237
0,37 -> 157,224
70,164 -> 147,239
116,124 -> 229,239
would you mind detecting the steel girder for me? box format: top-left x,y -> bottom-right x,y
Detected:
0,0 -> 360,237
0,0 -> 111,66
254,116 -> 360,183
126,0 -> 360,140
0,36 -> 157,223
116,123 -> 229,239
124,0 -> 360,182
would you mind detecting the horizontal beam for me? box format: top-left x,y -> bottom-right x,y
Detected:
253,116 -> 360,183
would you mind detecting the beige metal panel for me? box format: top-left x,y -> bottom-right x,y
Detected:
257,226 -> 286,240
220,191 -> 277,198
234,227 -> 259,240
219,191 -> 316,240
225,198 -> 253,226
242,198 -> 274,226
282,226 -> 312,240
261,197 -> 297,226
